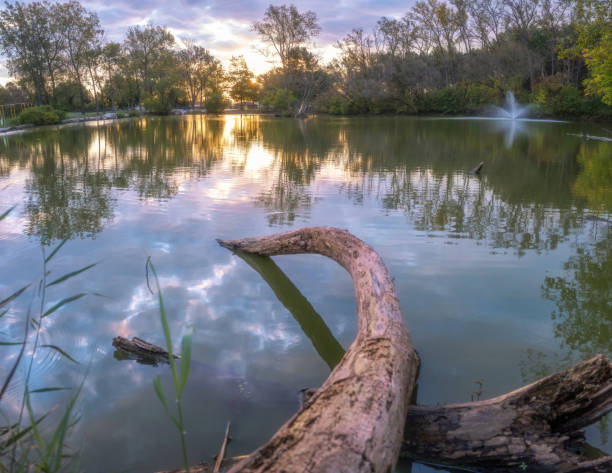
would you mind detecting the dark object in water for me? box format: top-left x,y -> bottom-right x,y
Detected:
470,162 -> 484,174
112,336 -> 179,366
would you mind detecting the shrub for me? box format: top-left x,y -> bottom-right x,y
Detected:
16,105 -> 65,125
464,83 -> 500,112
533,76 -> 587,116
143,93 -> 172,115
424,87 -> 464,114
204,91 -> 227,114
260,88 -> 298,115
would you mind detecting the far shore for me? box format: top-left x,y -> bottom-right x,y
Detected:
1,107 -> 611,138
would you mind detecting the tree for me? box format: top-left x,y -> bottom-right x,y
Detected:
100,42 -> 122,108
0,1 -> 58,104
252,4 -> 320,72
123,25 -> 175,97
228,55 -> 259,107
54,1 -> 102,111
573,0 -> 612,105
176,40 -> 216,108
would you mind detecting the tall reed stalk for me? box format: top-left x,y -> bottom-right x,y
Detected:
146,258 -> 193,473
1,206 -> 94,472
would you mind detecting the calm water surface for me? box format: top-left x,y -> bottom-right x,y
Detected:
0,115 -> 610,472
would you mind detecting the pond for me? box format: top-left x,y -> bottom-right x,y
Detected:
0,114 -> 610,472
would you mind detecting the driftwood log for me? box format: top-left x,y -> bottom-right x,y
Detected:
112,336 -> 179,366
403,354 -> 612,472
218,227 -> 420,473
153,227 -> 610,473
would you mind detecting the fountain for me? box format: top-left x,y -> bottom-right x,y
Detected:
492,91 -> 531,120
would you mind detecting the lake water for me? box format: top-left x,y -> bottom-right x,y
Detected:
0,114 -> 610,472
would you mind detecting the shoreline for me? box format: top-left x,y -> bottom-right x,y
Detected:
0,109 -> 610,138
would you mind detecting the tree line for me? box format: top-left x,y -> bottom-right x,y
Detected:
0,0 -> 258,114
0,0 -> 610,118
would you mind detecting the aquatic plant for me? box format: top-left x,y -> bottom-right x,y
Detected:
146,257 -> 193,473
0,206 -> 94,473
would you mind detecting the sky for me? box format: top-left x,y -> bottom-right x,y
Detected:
0,0 -> 415,84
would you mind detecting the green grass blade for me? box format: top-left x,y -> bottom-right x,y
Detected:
0,341 -> 24,346
40,345 -> 79,364
1,413 -> 49,448
46,263 -> 97,288
153,375 -> 179,428
0,284 -> 31,309
45,374 -> 86,472
25,390 -> 46,454
42,293 -> 86,318
45,238 -> 69,263
178,331 -> 193,397
29,387 -> 72,394
0,205 -> 15,222
0,309 -> 8,318
0,309 -> 29,401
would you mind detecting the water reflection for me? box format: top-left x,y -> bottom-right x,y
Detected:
1,115 -> 607,251
1,115 -> 611,472
233,251 -> 345,370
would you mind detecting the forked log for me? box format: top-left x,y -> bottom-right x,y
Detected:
154,227 -> 610,473
217,227 -> 420,473
402,354 -> 612,472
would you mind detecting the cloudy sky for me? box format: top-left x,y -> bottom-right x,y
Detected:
1,0 -> 415,83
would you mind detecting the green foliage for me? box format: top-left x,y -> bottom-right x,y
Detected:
0,233 -> 94,472
261,88 -> 298,114
572,0 -> 612,106
464,83 -> 500,112
228,55 -> 259,105
423,86 -> 464,114
143,93 -> 172,115
532,75 -> 611,117
203,90 -> 227,113
533,76 -> 576,115
16,105 -> 65,125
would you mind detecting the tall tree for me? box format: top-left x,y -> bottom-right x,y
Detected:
0,1 -> 58,104
252,4 -> 320,72
176,40 -> 216,108
100,41 -> 122,108
573,0 -> 612,105
55,1 -> 102,110
123,25 -> 175,96
228,55 -> 259,107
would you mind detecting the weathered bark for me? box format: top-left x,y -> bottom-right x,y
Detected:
402,354 -> 612,472
152,227 -> 610,473
217,226 -> 420,473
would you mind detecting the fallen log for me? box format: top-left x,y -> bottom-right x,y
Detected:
153,227 -> 610,473
217,227 -> 420,473
112,336 -> 179,366
402,354 -> 612,472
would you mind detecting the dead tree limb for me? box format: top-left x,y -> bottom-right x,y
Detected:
217,227 -> 420,473
154,227 -> 610,473
402,354 -> 612,472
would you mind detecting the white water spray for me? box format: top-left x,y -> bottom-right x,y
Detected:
492,92 -> 531,120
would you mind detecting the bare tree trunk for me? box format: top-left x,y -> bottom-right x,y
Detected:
217,227 -> 420,473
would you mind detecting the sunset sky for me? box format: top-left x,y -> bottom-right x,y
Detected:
1,0 -> 414,83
